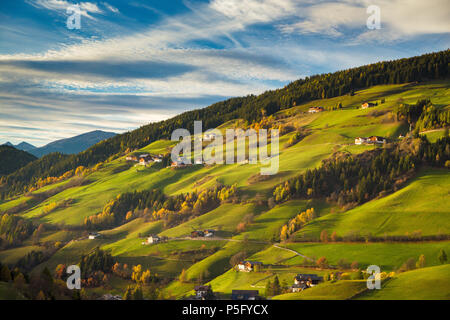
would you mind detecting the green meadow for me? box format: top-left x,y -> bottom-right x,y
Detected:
295,168 -> 450,239
280,242 -> 450,271
356,264 -> 450,300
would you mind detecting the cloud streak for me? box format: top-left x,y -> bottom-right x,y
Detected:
0,0 -> 449,145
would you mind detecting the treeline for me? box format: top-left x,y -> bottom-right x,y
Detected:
273,136 -> 449,207
79,247 -> 114,279
2,50 -> 448,199
394,99 -> 450,132
84,184 -> 237,230
0,152 -> 69,198
280,208 -> 316,241
273,147 -> 415,206
416,135 -> 450,166
0,214 -> 35,248
0,263 -> 75,300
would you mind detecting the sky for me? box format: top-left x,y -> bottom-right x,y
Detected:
0,0 -> 449,147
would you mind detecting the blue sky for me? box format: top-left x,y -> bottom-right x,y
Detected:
0,0 -> 449,146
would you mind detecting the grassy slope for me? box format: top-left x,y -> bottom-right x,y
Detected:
295,168 -> 450,239
356,264 -> 450,300
159,203 -> 263,238
272,280 -> 367,300
208,266 -> 329,298
280,241 -> 450,271
0,245 -> 44,265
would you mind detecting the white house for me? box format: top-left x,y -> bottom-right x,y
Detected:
361,102 -> 376,109
144,235 -> 161,245
88,232 -> 101,240
355,137 -> 369,145
308,106 -> 324,113
204,132 -> 217,140
236,261 -> 263,272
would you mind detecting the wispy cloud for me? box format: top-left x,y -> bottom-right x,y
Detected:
26,0 -> 103,19
0,0 -> 449,145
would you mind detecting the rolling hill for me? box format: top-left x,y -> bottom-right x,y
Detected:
0,51 -> 449,301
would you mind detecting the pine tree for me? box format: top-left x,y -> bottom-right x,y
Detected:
0,265 -> 11,282
438,249 -> 447,264
272,276 -> 281,296
265,280 -> 273,297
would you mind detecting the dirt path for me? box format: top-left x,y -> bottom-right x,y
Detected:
272,243 -> 314,262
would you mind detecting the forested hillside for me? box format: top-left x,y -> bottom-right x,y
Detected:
1,50 -> 448,199
0,146 -> 37,176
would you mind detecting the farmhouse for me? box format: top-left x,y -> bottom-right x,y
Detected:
231,290 -> 260,300
143,235 -> 161,245
191,230 -> 205,238
355,137 -> 369,145
138,154 -> 152,166
368,136 -> 386,144
88,232 -> 101,240
291,283 -> 308,292
126,155 -> 138,162
171,161 -> 191,168
355,136 -> 386,145
294,274 -> 323,287
204,132 -> 218,140
308,106 -> 324,113
361,102 -> 376,109
237,261 -> 263,272
194,285 -> 214,300
204,229 -> 215,237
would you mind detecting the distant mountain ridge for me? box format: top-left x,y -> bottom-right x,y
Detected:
2,141 -> 36,152
15,141 -> 37,152
29,130 -> 117,157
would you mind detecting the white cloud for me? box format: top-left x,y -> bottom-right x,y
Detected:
27,0 -> 103,19
102,2 -> 119,14
210,0 -> 296,24
278,0 -> 450,41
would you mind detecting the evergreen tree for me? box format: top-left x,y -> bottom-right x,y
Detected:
265,279 -> 273,297
272,276 -> 281,296
438,249 -> 447,264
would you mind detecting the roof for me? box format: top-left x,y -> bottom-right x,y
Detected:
239,261 -> 262,265
295,274 -> 323,281
245,261 -> 262,265
292,283 -> 308,289
194,285 -> 211,291
231,290 -> 259,296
